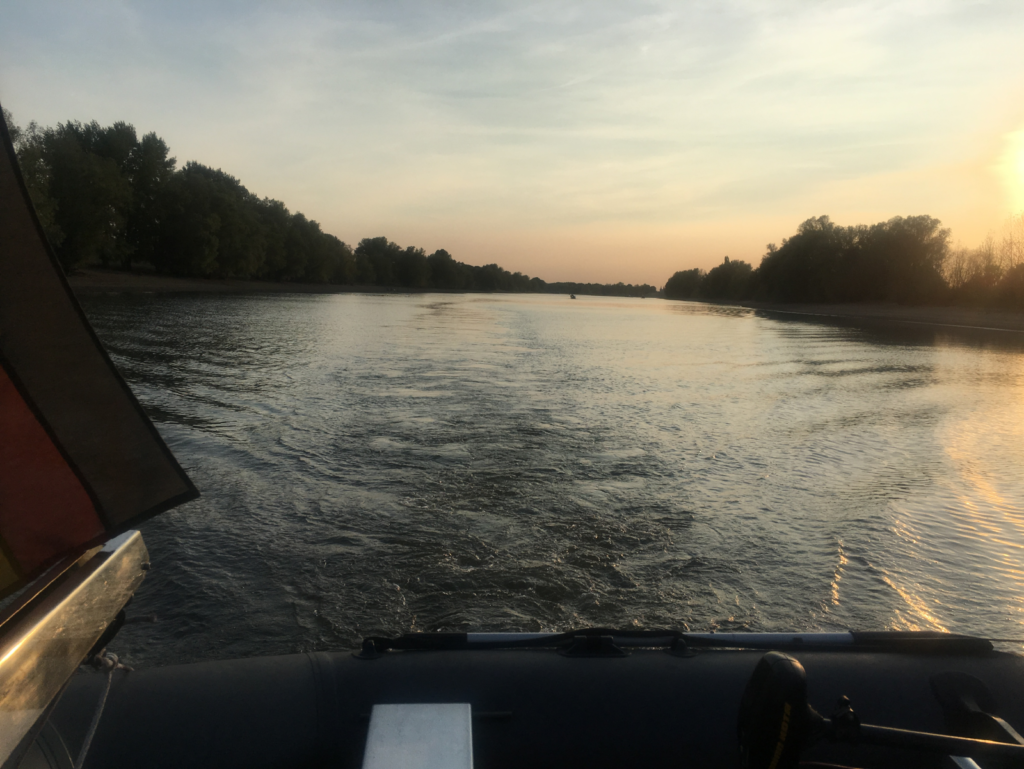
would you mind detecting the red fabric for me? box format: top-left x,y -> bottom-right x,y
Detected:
0,366 -> 104,574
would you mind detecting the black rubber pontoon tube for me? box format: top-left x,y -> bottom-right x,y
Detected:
365,630 -> 994,654
852,724 -> 1024,761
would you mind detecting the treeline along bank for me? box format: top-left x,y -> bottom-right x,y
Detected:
4,111 -> 657,297
665,213 -> 1024,309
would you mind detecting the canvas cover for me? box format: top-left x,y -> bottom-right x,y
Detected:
0,106 -> 198,598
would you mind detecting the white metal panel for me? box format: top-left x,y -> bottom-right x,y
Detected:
362,703 -> 473,769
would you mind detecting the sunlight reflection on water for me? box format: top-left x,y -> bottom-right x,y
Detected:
79,292 -> 1024,665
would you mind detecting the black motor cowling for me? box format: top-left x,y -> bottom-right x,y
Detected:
737,652 -> 813,769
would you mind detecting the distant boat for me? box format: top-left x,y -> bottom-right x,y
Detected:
570,294 -> 576,299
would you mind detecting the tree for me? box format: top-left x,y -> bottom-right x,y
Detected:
758,216 -> 856,302
861,215 -> 948,303
701,257 -> 755,300
153,164 -> 221,276
7,113 -> 608,291
664,268 -> 704,299
997,264 -> 1024,309
93,121 -> 138,175
327,235 -> 356,284
2,107 -> 22,146
1001,213 -> 1024,271
124,132 -> 176,269
258,198 -> 292,279
427,249 -> 462,289
5,110 -> 65,250
46,123 -> 133,270
355,237 -> 402,285
395,246 -> 430,288
944,243 -> 971,292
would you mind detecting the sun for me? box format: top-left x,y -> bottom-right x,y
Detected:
999,128 -> 1024,214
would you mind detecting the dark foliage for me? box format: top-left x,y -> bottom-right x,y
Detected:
542,282 -> 658,297
701,257 -> 755,301
664,268 -> 703,300
660,214 -> 1024,308
757,215 -> 949,304
5,112 -> 652,296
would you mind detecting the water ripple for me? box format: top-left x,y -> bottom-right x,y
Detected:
77,293 -> 1024,665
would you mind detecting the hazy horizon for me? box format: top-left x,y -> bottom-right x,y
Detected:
3,1 -> 1023,285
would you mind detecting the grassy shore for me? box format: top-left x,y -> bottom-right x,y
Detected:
67,268 -> 388,295
68,268 -> 1024,333
741,301 -> 1024,333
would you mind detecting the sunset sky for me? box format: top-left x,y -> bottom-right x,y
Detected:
2,1 -> 1023,285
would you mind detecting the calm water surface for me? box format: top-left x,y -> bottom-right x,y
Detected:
78,293 -> 1024,666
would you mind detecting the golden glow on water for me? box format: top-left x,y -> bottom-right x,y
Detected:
882,573 -> 949,633
849,346 -> 1024,636
76,293 -> 1024,664
942,398 -> 1024,563
829,541 -> 846,607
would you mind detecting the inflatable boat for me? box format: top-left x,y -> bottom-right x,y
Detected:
3,109 -> 1024,769
26,628 -> 1022,769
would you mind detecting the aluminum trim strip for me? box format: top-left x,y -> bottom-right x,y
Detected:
0,530 -> 148,762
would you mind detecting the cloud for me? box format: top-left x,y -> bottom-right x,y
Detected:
2,0 -> 1024,282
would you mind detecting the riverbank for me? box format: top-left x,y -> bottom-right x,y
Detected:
66,268 -> 654,300
68,270 -> 1024,333
740,301 -> 1024,333
66,268 -> 389,295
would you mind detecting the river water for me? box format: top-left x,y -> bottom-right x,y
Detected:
77,292 -> 1024,667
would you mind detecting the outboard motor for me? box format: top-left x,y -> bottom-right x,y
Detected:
737,651 -> 1024,769
737,652 -> 816,769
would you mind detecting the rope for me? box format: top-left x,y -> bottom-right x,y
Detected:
74,651 -> 132,769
